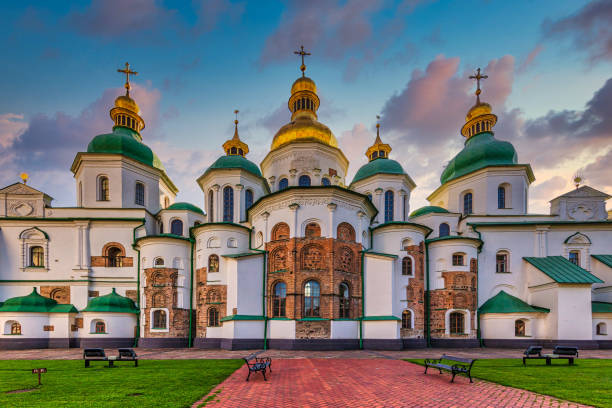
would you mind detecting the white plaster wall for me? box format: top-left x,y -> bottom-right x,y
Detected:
159,210 -> 205,236
233,255 -> 264,316
409,213 -> 460,238
331,320 -> 358,339
528,285 -> 557,339
351,174 -> 414,223
480,313 -> 547,339
363,321 -> 399,339
427,240 -> 478,291
557,285 -> 592,340
593,315 -> 612,338
363,255 -> 394,317
232,321 -> 265,339
206,326 -> 223,338
268,319 -> 296,339
80,313 -> 137,338
0,313 -> 51,337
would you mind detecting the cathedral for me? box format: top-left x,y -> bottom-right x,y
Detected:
0,55 -> 611,350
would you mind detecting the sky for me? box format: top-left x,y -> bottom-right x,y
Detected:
1,0 -> 611,214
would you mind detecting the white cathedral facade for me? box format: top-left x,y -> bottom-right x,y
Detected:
0,61 -> 611,350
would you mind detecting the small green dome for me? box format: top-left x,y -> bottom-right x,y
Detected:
352,158 -> 405,184
410,206 -> 449,217
82,288 -> 138,314
441,132 -> 517,185
87,126 -> 165,172
167,202 -> 204,214
206,155 -> 262,178
0,288 -> 77,313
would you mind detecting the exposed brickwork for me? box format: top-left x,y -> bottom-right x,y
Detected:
429,257 -> 478,339
40,285 -> 70,304
90,241 -> 133,267
401,243 -> 425,339
296,321 -> 330,339
88,290 -> 99,298
195,267 -> 227,338
143,267 -> 190,338
125,290 -> 138,302
43,325 -> 54,331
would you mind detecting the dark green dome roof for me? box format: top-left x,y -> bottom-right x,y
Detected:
352,158 -> 405,184
441,132 -> 517,185
82,288 -> 138,314
87,126 -> 165,172
410,206 -> 449,217
206,155 -> 262,178
167,202 -> 204,214
0,288 -> 77,313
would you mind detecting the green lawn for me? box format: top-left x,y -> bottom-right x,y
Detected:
0,359 -> 242,408
407,358 -> 612,408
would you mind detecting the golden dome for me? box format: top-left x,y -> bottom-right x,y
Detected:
271,116 -> 337,150
291,76 -> 317,94
114,95 -> 140,114
465,102 -> 491,122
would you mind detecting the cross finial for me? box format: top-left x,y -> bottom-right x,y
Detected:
469,67 -> 488,104
294,45 -> 311,77
117,62 -> 138,96
376,115 -> 381,135
233,109 -> 240,140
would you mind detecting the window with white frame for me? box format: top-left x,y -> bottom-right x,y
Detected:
19,227 -> 49,270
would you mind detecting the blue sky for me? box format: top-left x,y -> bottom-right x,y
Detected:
1,0 -> 611,212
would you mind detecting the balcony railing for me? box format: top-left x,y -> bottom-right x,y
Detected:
104,256 -> 126,268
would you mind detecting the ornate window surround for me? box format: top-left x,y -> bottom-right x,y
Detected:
19,227 -> 49,272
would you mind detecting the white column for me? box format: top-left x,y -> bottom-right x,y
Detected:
313,168 -> 322,185
289,169 -> 297,186
357,211 -> 366,245
82,222 -> 90,268
212,184 -> 220,222
289,203 -> 300,238
374,188 -> 383,224
268,176 -> 276,192
535,226 -> 549,257
327,203 -> 337,238
399,190 -> 407,221
262,212 -> 270,242
74,226 -> 82,269
234,184 -> 243,223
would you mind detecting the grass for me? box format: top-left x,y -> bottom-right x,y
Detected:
0,359 -> 242,408
407,358 -> 612,408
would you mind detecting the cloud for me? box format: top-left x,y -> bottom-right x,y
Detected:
0,114 -> 28,149
337,123 -> 373,181
192,0 -> 245,34
579,149 -> 612,191
543,0 -> 612,62
518,44 -> 544,73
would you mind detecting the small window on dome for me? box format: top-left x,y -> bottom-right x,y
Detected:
372,151 -> 378,160
231,147 -> 237,155
379,150 -> 385,158
472,125 -> 475,134
238,148 -> 243,156
476,122 -> 480,133
321,177 -> 331,186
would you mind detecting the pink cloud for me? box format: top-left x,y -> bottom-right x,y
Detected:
518,44 -> 544,73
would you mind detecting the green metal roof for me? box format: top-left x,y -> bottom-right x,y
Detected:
523,256 -> 603,284
426,235 -> 482,245
166,202 -> 204,214
0,288 -> 78,313
592,255 -> 612,269
441,131 -> 518,185
203,155 -> 262,178
351,158 -> 405,184
479,290 -> 549,315
222,252 -> 263,259
410,206 -> 449,217
592,302 -> 612,313
81,288 -> 139,314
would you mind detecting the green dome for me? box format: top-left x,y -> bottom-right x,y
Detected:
0,288 -> 77,313
352,158 -> 405,184
441,132 -> 517,185
82,288 -> 138,314
87,126 -> 165,172
206,155 -> 262,178
167,202 -> 204,214
410,206 -> 449,217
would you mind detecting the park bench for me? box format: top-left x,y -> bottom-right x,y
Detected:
83,348 -> 108,368
545,346 -> 579,365
424,354 -> 476,383
522,346 -> 546,366
107,348 -> 139,367
243,354 -> 272,382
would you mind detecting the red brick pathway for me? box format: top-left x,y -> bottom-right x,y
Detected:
193,359 -> 591,408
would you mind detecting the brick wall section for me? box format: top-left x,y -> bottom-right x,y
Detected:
90,256 -> 133,267
195,267 -> 227,338
143,267 -> 190,338
401,243 -> 425,339
40,285 -> 70,304
266,236 -> 363,339
429,257 -> 477,339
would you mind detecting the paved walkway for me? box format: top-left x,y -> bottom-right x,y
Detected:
192,359 -> 592,408
2,347 -> 612,360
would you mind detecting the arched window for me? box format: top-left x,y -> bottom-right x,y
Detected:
272,282 -> 287,317
278,178 -> 289,190
339,283 -> 350,318
384,190 -> 394,222
439,223 -> 450,237
452,253 -> 464,266
515,320 -> 525,337
154,257 -> 165,267
135,182 -> 145,206
321,177 -> 331,186
107,246 -> 123,267
271,222 -> 290,241
223,186 -> 234,222
463,192 -> 473,215
208,308 -> 220,327
208,254 -> 219,272
402,310 -> 412,329
153,310 -> 167,329
170,219 -> 183,236
95,321 -> 106,334
98,176 -> 109,201
337,222 -> 355,241
402,257 -> 413,276
449,312 -> 464,334
30,246 -> 44,267
597,322 -> 607,335
569,250 -> 580,266
298,175 -> 311,186
304,280 -> 320,317
496,251 -> 509,273
11,322 -> 21,335
208,190 -> 214,221
305,222 -> 321,238
245,189 -> 254,211
497,185 -> 506,209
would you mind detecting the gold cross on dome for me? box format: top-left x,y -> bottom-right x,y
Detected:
469,68 -> 488,104
294,45 -> 311,76
117,62 -> 138,95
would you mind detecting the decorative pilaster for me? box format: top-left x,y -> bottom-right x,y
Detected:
212,184 -> 220,222
357,211 -> 366,245
289,203 -> 300,238
234,184 -> 243,223
268,176 -> 276,192
262,212 -> 270,242
289,169 -> 297,186
327,203 -> 337,238
374,188 -> 383,224
399,190 -> 407,221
